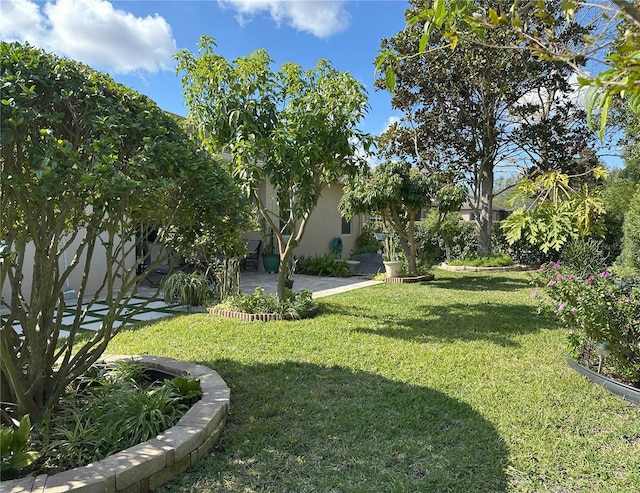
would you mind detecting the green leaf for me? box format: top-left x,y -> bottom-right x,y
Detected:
385,66 -> 396,93
433,0 -> 446,27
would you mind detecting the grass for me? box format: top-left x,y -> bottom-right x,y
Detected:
107,269 -> 640,492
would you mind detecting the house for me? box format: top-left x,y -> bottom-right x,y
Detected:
241,179 -> 365,269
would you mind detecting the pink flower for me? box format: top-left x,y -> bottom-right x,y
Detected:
532,290 -> 538,298
558,303 -> 565,311
553,263 -> 561,269
547,280 -> 556,286
585,275 -> 595,283
567,274 -> 574,280
598,271 -> 611,277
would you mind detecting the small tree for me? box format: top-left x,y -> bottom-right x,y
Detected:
616,188 -> 640,275
0,42 -> 248,421
176,37 -> 372,299
340,161 -> 466,275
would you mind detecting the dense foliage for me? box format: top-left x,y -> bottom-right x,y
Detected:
0,42 -> 247,421
296,254 -> 352,277
533,264 -> 640,386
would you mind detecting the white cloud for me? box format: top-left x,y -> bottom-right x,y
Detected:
382,115 -> 401,134
218,0 -> 350,38
0,0 -> 176,74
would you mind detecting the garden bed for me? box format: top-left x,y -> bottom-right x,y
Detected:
209,304 -> 320,322
385,274 -> 435,284
568,358 -> 640,404
2,355 -> 230,493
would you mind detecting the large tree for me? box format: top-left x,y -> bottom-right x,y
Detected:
376,0 -> 594,255
0,42 -> 249,421
176,37 -> 372,299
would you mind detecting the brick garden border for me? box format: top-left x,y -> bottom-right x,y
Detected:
2,355 -> 230,493
385,274 -> 435,284
209,305 -> 320,322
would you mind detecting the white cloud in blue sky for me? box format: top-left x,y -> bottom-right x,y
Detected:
0,0 -> 177,74
218,0 -> 351,38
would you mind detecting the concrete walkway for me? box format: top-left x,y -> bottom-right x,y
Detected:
239,271 -> 382,298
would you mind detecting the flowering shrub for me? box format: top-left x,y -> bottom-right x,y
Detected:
532,263 -> 640,387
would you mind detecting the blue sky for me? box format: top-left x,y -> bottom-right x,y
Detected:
1,0 -> 411,138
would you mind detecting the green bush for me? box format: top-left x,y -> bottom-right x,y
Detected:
30,363 -> 198,475
1,415 -> 39,478
616,189 -> 640,276
161,271 -> 213,306
354,223 -> 383,254
532,264 -> 640,386
215,287 -> 315,319
296,254 -> 351,277
560,236 -> 609,279
448,253 -> 515,267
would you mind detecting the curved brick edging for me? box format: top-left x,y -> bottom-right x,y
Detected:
1,355 -> 230,493
438,263 -> 528,272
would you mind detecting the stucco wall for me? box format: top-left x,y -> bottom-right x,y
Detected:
1,232 -> 133,305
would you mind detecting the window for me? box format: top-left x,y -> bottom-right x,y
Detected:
341,217 -> 352,235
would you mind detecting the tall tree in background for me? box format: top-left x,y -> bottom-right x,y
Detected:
176,37 -> 372,299
0,42 -> 249,421
376,0 -> 590,255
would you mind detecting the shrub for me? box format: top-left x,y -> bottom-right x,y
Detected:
296,254 -> 351,277
161,271 -> 213,306
448,253 -> 515,267
492,222 -> 557,267
215,287 -> 315,319
560,236 -> 609,279
616,189 -> 640,276
532,263 -> 640,386
354,223 -> 382,254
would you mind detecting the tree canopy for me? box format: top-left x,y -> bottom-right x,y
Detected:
176,37 -> 372,298
0,42 -> 249,420
340,161 -> 466,275
375,0 -> 593,255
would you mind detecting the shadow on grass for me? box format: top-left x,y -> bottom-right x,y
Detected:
428,274 -> 532,292
164,360 -> 509,493
351,301 -> 546,347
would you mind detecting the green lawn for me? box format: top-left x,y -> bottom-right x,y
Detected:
108,270 -> 640,492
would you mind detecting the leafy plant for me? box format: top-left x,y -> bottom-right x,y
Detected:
532,263 -> 640,386
34,366 -> 198,474
1,415 -> 39,477
296,254 -> 351,277
560,236 -> 609,279
215,287 -> 315,319
161,271 -> 212,306
448,253 -> 515,267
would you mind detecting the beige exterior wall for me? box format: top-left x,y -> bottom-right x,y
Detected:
242,181 -> 363,269
1,232 -> 133,305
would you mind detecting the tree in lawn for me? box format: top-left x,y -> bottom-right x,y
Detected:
340,161 -> 466,276
176,37 -> 372,299
0,42 -> 249,421
375,0 -> 594,256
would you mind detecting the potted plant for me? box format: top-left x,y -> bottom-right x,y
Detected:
261,229 -> 280,273
382,233 -> 402,278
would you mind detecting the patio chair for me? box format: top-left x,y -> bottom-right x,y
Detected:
240,239 -> 261,271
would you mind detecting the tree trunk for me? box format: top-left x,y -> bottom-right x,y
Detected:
477,159 -> 494,256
